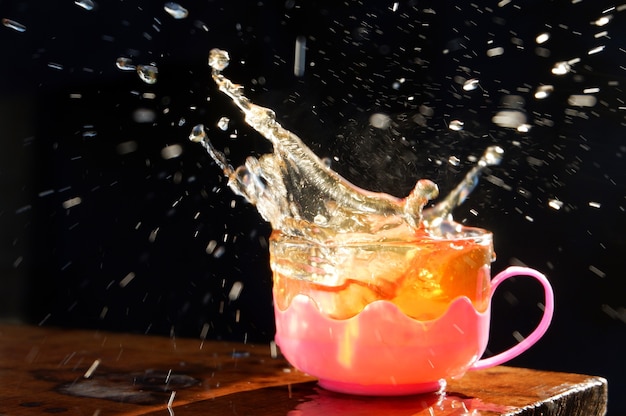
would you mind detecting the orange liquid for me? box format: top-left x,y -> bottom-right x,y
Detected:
270,231 -> 493,320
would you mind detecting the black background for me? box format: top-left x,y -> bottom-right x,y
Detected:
1,0 -> 625,414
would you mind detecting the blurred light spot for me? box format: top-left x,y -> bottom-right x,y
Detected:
369,113 -> 391,129
487,47 -> 504,57
62,197 -> 83,209
568,95 -> 597,107
133,108 -> 156,123
492,110 -> 527,128
119,272 -> 136,288
548,199 -> 564,210
589,265 -> 606,278
535,32 -> 550,44
588,45 -> 605,55
448,120 -> 464,131
116,140 -> 138,155
535,85 -> 554,99
228,281 -> 244,300
551,61 -> 571,75
161,144 -> 183,159
588,201 -> 602,208
294,35 -> 306,77
593,16 -> 612,26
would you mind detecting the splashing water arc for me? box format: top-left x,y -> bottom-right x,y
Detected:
191,48 -> 503,243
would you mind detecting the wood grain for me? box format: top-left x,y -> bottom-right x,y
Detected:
0,324 -> 607,415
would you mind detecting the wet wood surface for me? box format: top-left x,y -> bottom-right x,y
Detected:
0,324 -> 607,415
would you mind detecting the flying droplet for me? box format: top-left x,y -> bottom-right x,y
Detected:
551,61 -> 571,75
2,18 -> 26,32
137,64 -> 158,84
534,85 -> 554,99
189,124 -> 206,142
74,0 -> 96,11
462,78 -> 480,91
294,35 -> 306,77
548,199 -> 563,210
568,95 -> 597,107
209,49 -> 230,72
228,281 -> 244,300
217,117 -> 230,131
449,120 -> 464,131
116,57 -> 136,71
164,2 -> 188,19
535,32 -> 550,44
592,16 -> 611,27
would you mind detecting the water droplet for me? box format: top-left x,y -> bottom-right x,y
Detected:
462,78 -> 479,91
548,199 -> 563,210
217,117 -> 230,131
164,2 -> 188,19
535,32 -> 550,44
137,64 -> 158,84
209,49 -> 230,72
62,197 -> 83,209
588,45 -> 605,55
116,57 -> 136,71
189,124 -> 206,142
448,120 -> 464,131
2,18 -> 26,32
294,35 -> 306,77
551,61 -> 571,75
228,281 -> 244,300
74,0 -> 96,11
448,156 -> 461,166
592,16 -> 612,26
534,85 -> 554,99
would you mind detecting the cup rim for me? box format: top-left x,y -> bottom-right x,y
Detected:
270,221 -> 493,246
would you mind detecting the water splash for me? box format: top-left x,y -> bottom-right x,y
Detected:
192,49 -> 502,242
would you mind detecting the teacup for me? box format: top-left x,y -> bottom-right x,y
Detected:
270,224 -> 554,395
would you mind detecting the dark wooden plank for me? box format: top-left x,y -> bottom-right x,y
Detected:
0,324 -> 313,415
0,325 -> 607,415
140,367 -> 607,416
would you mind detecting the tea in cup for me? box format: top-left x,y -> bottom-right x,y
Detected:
270,225 -> 554,395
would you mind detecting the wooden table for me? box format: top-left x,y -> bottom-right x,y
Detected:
0,324 -> 607,415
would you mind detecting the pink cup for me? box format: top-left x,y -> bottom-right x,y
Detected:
273,264 -> 554,396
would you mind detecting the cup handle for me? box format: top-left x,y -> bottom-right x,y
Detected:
470,266 -> 555,371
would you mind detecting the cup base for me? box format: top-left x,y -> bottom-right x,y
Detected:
318,378 -> 446,396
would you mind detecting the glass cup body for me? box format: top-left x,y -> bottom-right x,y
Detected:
270,224 -> 496,395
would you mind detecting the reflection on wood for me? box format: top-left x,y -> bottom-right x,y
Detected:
0,324 -> 607,415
